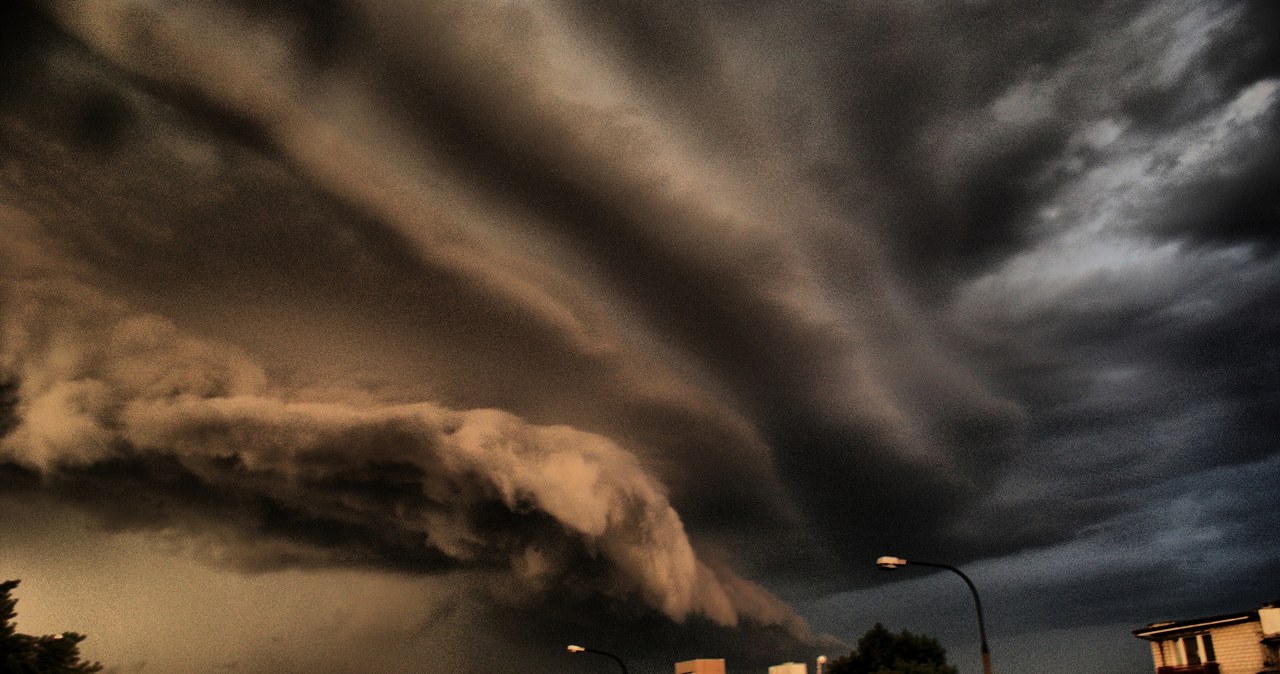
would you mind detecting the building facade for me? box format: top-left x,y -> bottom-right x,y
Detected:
1134,601 -> 1280,674
768,663 -> 807,674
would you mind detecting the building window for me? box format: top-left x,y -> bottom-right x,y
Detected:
1178,634 -> 1215,665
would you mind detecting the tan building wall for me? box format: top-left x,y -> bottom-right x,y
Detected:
675,659 -> 726,674
768,663 -> 807,674
1148,639 -> 1164,667
1210,621 -> 1265,674
1145,621 -> 1265,674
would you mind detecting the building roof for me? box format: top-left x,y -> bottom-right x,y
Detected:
1133,610 -> 1258,639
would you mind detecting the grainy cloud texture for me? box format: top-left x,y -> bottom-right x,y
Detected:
1,1 -> 1277,673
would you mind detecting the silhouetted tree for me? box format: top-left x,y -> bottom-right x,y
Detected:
827,623 -> 958,674
1,580 -> 103,673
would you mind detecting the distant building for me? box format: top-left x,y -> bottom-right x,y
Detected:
675,659 -> 726,674
1133,601 -> 1280,674
768,663 -> 807,674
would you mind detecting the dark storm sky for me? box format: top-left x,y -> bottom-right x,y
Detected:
1,1 -> 1278,673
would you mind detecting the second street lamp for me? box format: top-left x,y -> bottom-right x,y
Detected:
875,556 -> 993,674
567,644 -> 630,674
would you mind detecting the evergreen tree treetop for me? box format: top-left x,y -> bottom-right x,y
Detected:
1,579 -> 104,674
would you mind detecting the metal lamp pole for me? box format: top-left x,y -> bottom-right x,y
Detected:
567,645 -> 630,674
875,556 -> 992,674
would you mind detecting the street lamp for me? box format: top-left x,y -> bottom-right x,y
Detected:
567,644 -> 630,674
875,556 -> 992,674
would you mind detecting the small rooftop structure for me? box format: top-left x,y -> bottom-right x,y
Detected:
675,659 -> 726,674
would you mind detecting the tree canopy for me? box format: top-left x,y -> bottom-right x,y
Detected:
826,623 -> 959,674
1,580 -> 103,673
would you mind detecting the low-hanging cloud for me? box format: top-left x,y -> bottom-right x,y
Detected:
0,254 -> 810,637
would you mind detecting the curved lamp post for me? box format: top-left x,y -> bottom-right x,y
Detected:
567,644 -> 630,674
875,556 -> 992,674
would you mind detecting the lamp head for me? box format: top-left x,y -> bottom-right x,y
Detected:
876,556 -> 907,569
567,645 -> 586,653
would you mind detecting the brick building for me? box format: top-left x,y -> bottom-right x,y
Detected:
1133,601 -> 1280,674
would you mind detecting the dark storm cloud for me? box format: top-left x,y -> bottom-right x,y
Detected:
220,0 -> 363,67
1158,138 -> 1280,247
0,6 -> 824,663
3,0 -> 1279,672
30,0 -> 1021,581
946,249 -> 1280,587
730,2 -> 1151,282
0,0 -> 47,92
0,11 -> 805,577
768,0 -> 1280,289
